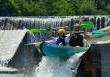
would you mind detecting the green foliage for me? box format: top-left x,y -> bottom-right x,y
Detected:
107,4 -> 110,13
0,0 -> 110,16
53,0 -> 74,15
79,0 -> 97,15
0,0 -> 18,16
96,9 -> 108,15
68,0 -> 83,15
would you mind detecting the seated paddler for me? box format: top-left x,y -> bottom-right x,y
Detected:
69,24 -> 84,47
56,28 -> 69,46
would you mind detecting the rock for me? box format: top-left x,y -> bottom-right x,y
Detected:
76,44 -> 102,77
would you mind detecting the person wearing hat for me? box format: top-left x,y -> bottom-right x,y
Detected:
56,28 -> 69,46
69,24 -> 84,47
45,25 -> 53,40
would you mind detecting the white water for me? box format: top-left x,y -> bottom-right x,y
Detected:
34,52 -> 85,77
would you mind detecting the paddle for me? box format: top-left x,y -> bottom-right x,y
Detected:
27,28 -> 48,33
80,21 -> 93,28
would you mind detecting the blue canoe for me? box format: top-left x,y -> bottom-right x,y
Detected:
40,42 -> 89,57
92,30 -> 107,37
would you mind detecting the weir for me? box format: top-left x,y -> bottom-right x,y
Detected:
34,52 -> 84,77
0,30 -> 41,76
0,16 -> 110,77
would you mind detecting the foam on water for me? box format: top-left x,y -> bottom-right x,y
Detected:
97,40 -> 110,44
34,52 -> 85,77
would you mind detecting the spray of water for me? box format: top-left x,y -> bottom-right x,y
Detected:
27,31 -> 36,43
34,52 -> 85,77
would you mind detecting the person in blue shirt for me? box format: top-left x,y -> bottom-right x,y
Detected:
56,29 -> 69,46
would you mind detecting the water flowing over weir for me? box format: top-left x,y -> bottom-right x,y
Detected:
0,16 -> 78,42
0,16 -> 110,77
33,52 -> 85,77
0,16 -> 109,42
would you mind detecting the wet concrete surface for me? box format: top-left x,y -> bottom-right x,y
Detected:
0,74 -> 24,77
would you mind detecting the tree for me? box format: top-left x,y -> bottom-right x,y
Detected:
68,0 -> 83,15
8,0 -> 21,15
0,0 -> 110,16
95,0 -> 110,10
15,0 -> 47,16
0,0 -> 19,16
107,4 -> 110,13
79,0 -> 97,15
42,0 -> 57,15
52,0 -> 74,16
96,9 -> 108,15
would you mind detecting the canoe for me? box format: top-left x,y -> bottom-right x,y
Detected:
40,42 -> 89,57
91,26 -> 110,37
86,32 -> 110,45
92,30 -> 107,37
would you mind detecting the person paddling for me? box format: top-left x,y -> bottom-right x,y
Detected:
69,24 -> 84,47
56,28 -> 69,46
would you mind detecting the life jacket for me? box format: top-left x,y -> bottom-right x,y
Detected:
69,33 -> 84,47
56,36 -> 66,46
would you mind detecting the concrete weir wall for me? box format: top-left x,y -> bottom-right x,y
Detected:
8,41 -> 41,68
8,32 -> 42,69
0,30 -> 42,74
77,43 -> 110,77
